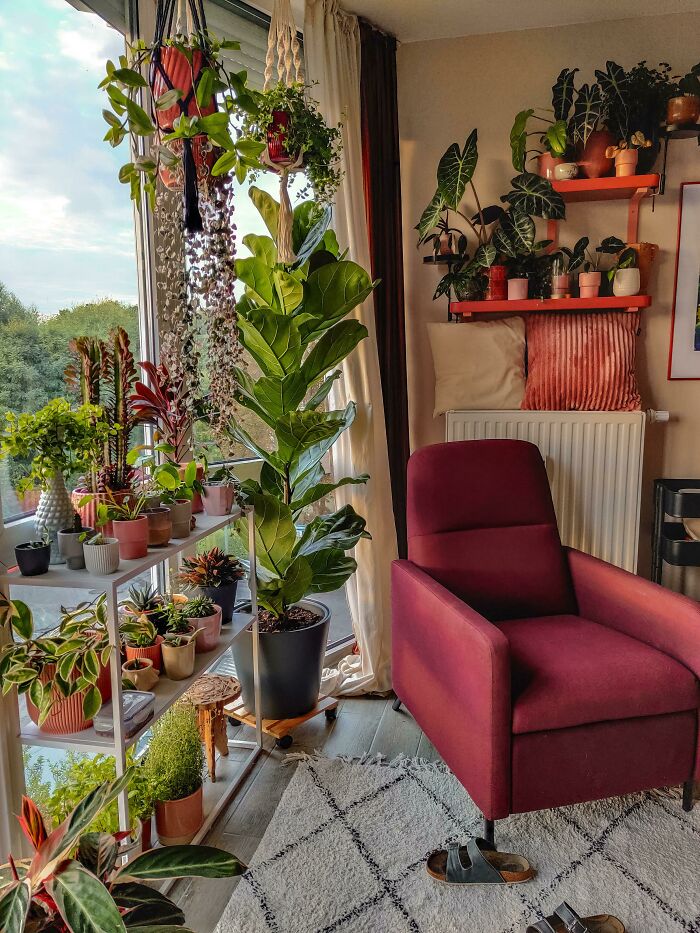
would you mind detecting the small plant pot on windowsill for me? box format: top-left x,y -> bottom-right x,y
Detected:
155,785 -> 204,846
202,484 -> 234,516
161,631 -> 198,680
178,463 -> 204,514
579,271 -> 602,299
125,635 -> 164,673
614,149 -> 638,177
83,537 -> 120,575
507,278 -> 528,300
57,528 -> 94,570
113,516 -> 149,560
197,581 -> 239,625
169,499 -> 193,538
143,507 -> 172,547
15,541 -> 51,576
122,657 -> 160,692
612,268 -> 641,297
189,605 -> 222,653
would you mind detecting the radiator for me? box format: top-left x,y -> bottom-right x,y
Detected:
446,410 -> 646,572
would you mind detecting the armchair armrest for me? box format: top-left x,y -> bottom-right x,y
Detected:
391,560 -> 511,819
567,548 -> 700,680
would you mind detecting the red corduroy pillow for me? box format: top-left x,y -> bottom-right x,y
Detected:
522,311 -> 641,411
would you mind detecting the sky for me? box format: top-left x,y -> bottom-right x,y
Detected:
0,0 -> 303,317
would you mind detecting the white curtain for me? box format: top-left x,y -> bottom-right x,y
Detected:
305,0 -> 397,695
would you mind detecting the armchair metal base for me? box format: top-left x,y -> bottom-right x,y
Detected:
483,818 -> 495,847
683,779 -> 695,812
392,697 -> 402,711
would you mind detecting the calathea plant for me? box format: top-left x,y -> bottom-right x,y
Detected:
227,189 -> 373,626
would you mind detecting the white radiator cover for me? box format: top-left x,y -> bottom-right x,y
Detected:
446,410 -> 646,572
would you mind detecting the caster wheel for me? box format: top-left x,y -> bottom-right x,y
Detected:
325,708 -> 337,721
276,734 -> 293,749
227,718 -> 241,734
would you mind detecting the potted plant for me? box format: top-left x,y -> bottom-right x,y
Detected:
0,399 -> 113,563
177,546 -> 245,624
609,247 -> 641,297
145,701 -> 205,845
57,511 -> 93,570
120,583 -> 164,620
82,529 -> 120,575
162,629 -> 200,680
150,461 -> 199,537
181,595 -> 221,653
0,771 -> 243,931
579,236 -> 626,298
202,464 -> 240,516
550,237 -> 589,298
667,62 -> 700,126
120,612 -> 164,672
14,531 -> 51,577
143,503 -> 172,546
604,131 -> 653,177
65,328 -> 139,531
122,656 -> 160,691
510,68 -> 579,178
91,491 -> 149,560
0,595 -> 111,733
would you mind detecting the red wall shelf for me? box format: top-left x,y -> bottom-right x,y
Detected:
449,295 -> 652,318
552,174 -> 660,203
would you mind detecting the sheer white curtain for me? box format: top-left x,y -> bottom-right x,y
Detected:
305,0 -> 396,695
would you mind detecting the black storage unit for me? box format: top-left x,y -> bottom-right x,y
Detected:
652,478 -> 700,583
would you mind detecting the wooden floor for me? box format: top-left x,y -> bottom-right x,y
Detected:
172,695 -> 439,931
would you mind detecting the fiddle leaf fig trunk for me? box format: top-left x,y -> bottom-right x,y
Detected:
231,192 -> 375,625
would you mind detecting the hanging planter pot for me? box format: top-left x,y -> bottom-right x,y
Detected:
266,110 -> 301,165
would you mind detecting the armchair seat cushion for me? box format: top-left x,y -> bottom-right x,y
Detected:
499,614 -> 700,735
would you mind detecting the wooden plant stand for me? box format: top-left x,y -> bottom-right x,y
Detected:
224,695 -> 338,749
185,674 -> 242,783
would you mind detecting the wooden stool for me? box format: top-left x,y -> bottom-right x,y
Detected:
184,674 -> 241,783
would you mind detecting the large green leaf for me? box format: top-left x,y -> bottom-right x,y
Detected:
436,129 -> 478,210
237,309 -> 303,378
304,371 -> 341,411
510,109 -> 534,172
294,207 -> 332,267
112,882 -> 185,927
235,257 -> 274,306
305,549 -> 358,593
242,234 -> 276,267
594,61 -> 629,140
290,403 -> 356,491
232,368 -> 276,428
572,83 -> 603,147
415,190 -> 445,243
302,320 -> 368,386
493,211 -> 535,258
0,881 -> 29,933
226,422 -> 284,475
77,832 -> 118,879
303,261 -> 374,337
245,494 -> 297,576
249,186 -> 279,240
276,410 -> 349,466
295,504 -> 369,558
502,173 -> 565,220
544,120 -> 568,157
473,244 -> 497,268
273,270 -> 303,313
552,68 -> 579,122
116,846 -> 243,882
289,474 -> 369,514
48,860 -> 126,933
253,373 -> 307,421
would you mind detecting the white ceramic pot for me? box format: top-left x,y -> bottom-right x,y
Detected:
35,473 -> 75,564
554,162 -> 578,180
507,278 -> 528,300
612,267 -> 641,297
83,538 -> 120,575
579,271 -> 601,299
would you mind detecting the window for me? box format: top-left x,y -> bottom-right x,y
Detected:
0,0 -> 139,522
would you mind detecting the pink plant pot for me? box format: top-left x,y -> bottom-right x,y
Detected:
71,488 -> 130,536
579,271 -> 601,299
190,604 -> 222,653
25,663 -> 109,734
202,485 -> 234,516
551,273 -> 570,298
155,785 -> 203,846
112,515 -> 149,560
507,278 -> 529,300
615,149 -> 638,177
125,635 -> 164,673
538,152 -> 564,179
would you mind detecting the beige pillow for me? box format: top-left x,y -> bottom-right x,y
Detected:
428,318 -> 526,416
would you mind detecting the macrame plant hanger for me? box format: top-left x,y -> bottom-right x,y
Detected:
263,0 -> 305,263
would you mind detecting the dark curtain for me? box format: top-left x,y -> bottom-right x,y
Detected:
359,20 -> 410,558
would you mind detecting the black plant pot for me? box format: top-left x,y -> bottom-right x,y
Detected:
15,542 -> 51,576
232,599 -> 330,720
197,581 -> 239,625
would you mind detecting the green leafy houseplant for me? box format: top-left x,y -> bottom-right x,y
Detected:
596,60 -> 675,149
93,492 -> 147,525
151,460 -> 203,504
0,771 -> 243,933
552,236 -> 590,275
120,613 -> 159,649
121,583 -> 164,616
581,236 -> 626,272
144,702 -> 204,803
239,81 -> 342,204
510,68 -> 579,170
226,189 -> 372,626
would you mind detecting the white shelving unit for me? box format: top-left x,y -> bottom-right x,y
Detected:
0,506 -> 262,845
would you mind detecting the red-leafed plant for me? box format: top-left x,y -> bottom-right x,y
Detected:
0,771 -> 244,932
130,360 -> 194,464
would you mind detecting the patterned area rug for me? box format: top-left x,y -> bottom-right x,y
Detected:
215,755 -> 700,933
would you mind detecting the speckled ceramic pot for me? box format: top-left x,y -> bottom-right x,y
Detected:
35,473 -> 76,564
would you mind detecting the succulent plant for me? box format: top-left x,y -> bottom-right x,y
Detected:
122,583 -> 163,615
177,546 -> 244,589
182,595 -> 217,619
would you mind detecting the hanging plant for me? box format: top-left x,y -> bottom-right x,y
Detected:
100,0 -> 263,230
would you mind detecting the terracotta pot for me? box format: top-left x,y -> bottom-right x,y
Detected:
554,162 -> 578,180
161,637 -> 197,680
72,488 -> 129,536
125,635 -> 164,673
507,278 -> 528,300
121,657 -> 159,691
613,267 -> 641,297
579,270 -> 602,299
155,785 -> 203,845
190,604 -> 222,653
538,152 -> 564,179
667,95 -> 700,127
615,149 -> 638,177
169,499 -> 192,538
551,273 -> 570,298
83,538 -> 120,575
577,130 -> 616,179
158,135 -> 219,191
112,516 -> 149,560
627,242 -> 658,293
267,109 -> 301,165
485,265 -> 507,301
178,463 -> 204,514
26,665 -> 92,734
143,507 -> 172,547
202,484 -> 234,516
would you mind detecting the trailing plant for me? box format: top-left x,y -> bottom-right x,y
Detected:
120,613 -> 159,648
581,236 -> 626,272
144,701 -> 205,802
182,595 -> 216,618
0,771 -> 243,933
177,546 -> 244,588
65,327 -> 139,493
0,400 -> 113,496
206,464 -> 240,488
240,81 -> 342,204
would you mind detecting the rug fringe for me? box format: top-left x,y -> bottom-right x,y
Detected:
644,785 -> 683,802
282,749 -> 451,774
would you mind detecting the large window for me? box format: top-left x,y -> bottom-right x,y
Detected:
0,0 -> 139,521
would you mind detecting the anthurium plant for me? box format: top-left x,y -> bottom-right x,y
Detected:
227,189 -> 373,626
0,771 -> 244,933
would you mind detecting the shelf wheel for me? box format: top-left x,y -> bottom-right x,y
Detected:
324,707 -> 337,721
275,734 -> 293,749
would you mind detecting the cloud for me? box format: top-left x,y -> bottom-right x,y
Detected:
57,19 -> 113,73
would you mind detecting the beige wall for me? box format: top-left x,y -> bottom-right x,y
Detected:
397,13 -> 700,576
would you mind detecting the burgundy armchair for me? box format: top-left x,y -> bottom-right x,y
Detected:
392,439 -> 699,842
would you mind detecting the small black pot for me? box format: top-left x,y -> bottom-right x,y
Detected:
15,542 -> 51,576
232,599 -> 330,720
197,581 -> 239,625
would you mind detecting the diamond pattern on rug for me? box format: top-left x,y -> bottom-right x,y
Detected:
215,756 -> 700,933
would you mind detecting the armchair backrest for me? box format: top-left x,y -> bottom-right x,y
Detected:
406,439 -> 576,621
